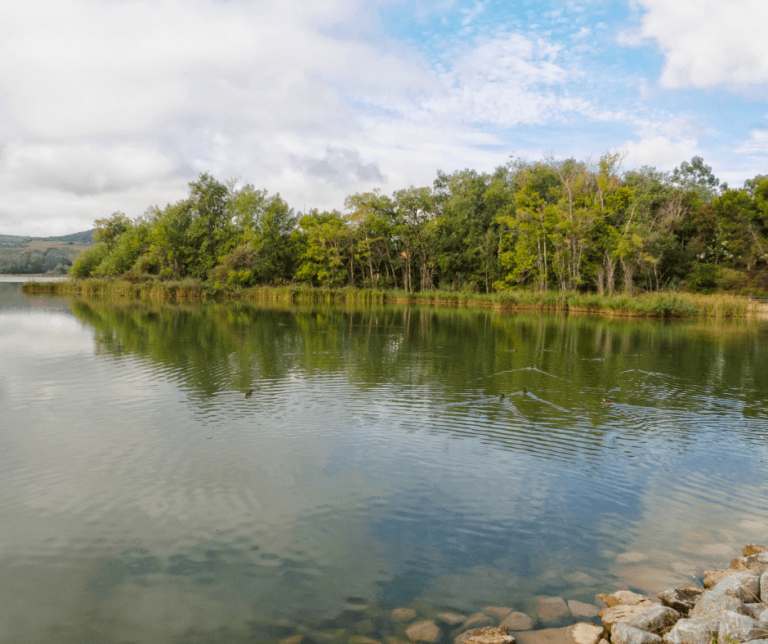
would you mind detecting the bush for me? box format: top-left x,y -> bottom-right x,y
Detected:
687,263 -> 718,293
69,243 -> 110,277
716,267 -> 746,291
213,245 -> 257,286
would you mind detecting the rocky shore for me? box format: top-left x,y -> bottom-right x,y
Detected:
326,543 -> 768,644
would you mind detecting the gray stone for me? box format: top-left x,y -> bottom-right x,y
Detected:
690,590 -> 746,619
662,618 -> 719,644
718,611 -> 765,643
567,623 -> 603,644
455,626 -> 516,644
743,553 -> 768,575
713,572 -> 761,604
743,545 -> 768,557
703,569 -> 742,589
626,605 -> 681,634
500,613 -> 533,631
761,572 -> 768,602
743,604 -> 767,621
406,621 -> 440,643
600,605 -> 659,634
612,623 -> 663,644
657,587 -> 705,614
535,597 -> 571,622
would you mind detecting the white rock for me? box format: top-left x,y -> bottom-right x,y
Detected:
600,605 -> 658,633
612,623 -> 662,644
567,623 -> 603,644
625,605 -> 681,634
662,617 -> 719,644
657,587 -> 704,614
690,591 -> 745,619
761,572 -> 767,602
712,572 -> 761,604
718,610 -> 765,643
457,626 -> 516,644
598,591 -> 653,608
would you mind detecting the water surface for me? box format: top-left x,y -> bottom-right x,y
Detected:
1,283 -> 767,644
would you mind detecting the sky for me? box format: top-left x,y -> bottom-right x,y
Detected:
0,0 -> 767,235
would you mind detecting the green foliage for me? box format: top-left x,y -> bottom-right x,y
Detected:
688,263 -> 719,293
65,160 -> 768,296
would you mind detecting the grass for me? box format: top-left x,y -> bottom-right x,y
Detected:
20,278 -> 756,317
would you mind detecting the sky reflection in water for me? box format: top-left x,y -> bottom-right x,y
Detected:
1,283 -> 767,644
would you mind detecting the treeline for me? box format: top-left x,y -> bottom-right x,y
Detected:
71,154 -> 768,294
0,248 -> 72,274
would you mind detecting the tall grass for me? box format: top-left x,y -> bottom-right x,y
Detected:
20,278 -> 757,317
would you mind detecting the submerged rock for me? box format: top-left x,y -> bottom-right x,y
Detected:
406,621 -> 440,643
455,626 -> 516,644
662,618 -> 719,644
625,605 -> 681,634
612,623 -> 662,644
484,607 -> 514,620
717,611 -> 765,643
500,612 -> 533,631
535,596 -> 571,622
465,613 -> 495,629
657,587 -> 705,614
567,622 -> 603,644
440,614 -> 467,626
392,608 -> 417,621
567,601 -> 600,618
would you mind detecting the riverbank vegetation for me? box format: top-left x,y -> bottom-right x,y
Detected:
36,154 -> 768,307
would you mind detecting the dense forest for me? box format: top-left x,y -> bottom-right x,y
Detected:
71,155 -> 768,295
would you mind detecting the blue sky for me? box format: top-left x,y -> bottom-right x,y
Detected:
0,0 -> 765,234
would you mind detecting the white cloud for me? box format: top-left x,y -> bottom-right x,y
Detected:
623,136 -> 698,170
627,0 -> 768,89
736,129 -> 768,157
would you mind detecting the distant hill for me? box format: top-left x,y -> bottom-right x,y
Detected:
0,229 -> 94,275
0,229 -> 95,246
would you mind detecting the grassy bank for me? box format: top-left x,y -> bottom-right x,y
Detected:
21,278 -> 757,317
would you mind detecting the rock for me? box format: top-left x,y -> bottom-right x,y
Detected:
500,613 -> 533,631
568,601 -> 600,617
662,618 -> 719,644
626,605 -> 681,634
612,623 -> 663,644
703,569 -> 743,588
509,627 -> 570,644
600,605 -> 659,633
598,591 -> 653,608
712,572 -> 761,603
743,544 -> 768,557
657,587 -> 705,614
392,608 -> 417,621
731,557 -> 750,571
690,591 -> 746,619
566,572 -> 601,586
534,596 -> 571,622
717,611 -> 765,642
455,626 -> 516,644
743,553 -> 768,575
743,603 -> 767,621
762,573 -> 768,602
465,613 -> 495,629
406,621 -> 440,643
350,638 -> 381,644
595,596 -> 608,610
280,637 -> 303,644
440,614 -> 467,626
617,552 -> 650,564
484,607 -> 514,620
567,623 -> 604,644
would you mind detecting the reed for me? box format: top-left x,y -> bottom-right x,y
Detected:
20,279 -> 756,317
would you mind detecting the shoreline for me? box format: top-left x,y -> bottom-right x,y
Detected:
19,278 -> 764,318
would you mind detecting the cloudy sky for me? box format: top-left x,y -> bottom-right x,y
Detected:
0,0 -> 766,235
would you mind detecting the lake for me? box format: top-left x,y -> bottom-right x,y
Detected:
1,281 -> 767,644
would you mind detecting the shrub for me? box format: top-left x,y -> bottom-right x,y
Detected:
716,267 -> 746,291
69,243 -> 110,277
687,263 -> 718,293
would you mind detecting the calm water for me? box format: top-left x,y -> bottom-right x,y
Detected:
1,282 -> 768,644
